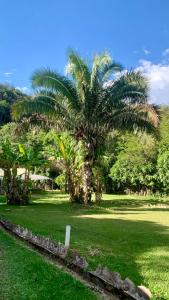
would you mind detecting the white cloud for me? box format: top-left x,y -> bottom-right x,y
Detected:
162,48 -> 169,56
133,47 -> 150,56
4,72 -> 13,77
143,48 -> 150,55
137,59 -> 169,104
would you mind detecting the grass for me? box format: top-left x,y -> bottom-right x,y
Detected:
0,192 -> 169,300
0,226 -> 96,300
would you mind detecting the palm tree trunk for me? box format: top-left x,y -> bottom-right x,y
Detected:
67,172 -> 75,202
66,167 -> 78,202
83,160 -> 93,204
81,139 -> 95,204
95,172 -> 102,204
22,169 -> 30,204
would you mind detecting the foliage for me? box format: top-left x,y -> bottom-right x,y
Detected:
159,106 -> 169,143
0,124 -> 46,204
157,145 -> 169,193
13,50 -> 159,203
0,84 -> 30,125
45,131 -> 84,201
110,134 -> 157,194
154,106 -> 169,192
55,173 -> 66,191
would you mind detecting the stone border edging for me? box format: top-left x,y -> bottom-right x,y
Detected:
0,217 -> 151,300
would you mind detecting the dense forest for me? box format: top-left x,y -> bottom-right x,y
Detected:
109,106 -> 169,195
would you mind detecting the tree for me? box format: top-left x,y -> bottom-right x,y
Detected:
110,134 -> 157,194
0,123 -> 46,204
13,50 -> 159,204
157,145 -> 169,193
159,106 -> 169,144
45,131 -> 84,202
0,84 -> 30,125
93,131 -> 127,195
156,106 -> 169,193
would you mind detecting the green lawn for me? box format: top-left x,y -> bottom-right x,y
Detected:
0,192 -> 169,300
0,226 -> 96,300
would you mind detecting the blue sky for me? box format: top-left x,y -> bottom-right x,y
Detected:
0,0 -> 169,103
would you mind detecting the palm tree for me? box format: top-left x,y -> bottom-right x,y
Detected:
13,50 -> 159,204
45,131 -> 84,202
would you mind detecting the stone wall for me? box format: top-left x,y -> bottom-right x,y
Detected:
0,217 -> 152,300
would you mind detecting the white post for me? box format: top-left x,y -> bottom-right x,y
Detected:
65,225 -> 71,248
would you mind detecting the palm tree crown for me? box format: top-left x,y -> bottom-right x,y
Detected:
13,50 -> 158,137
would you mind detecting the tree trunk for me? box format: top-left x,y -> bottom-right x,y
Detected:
74,186 -> 84,203
4,167 -> 20,205
66,163 -> 85,203
81,139 -> 95,205
95,173 -> 102,204
66,167 -> 77,202
22,169 -> 30,204
3,167 -> 30,205
82,160 -> 93,204
67,170 -> 76,202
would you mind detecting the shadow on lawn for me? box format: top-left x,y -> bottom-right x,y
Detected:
33,196 -> 169,300
100,196 -> 169,212
70,216 -> 169,300
32,192 -> 169,213
0,193 -> 169,299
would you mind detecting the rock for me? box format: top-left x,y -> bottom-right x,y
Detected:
0,217 -> 152,300
19,227 -> 30,239
123,278 -> 137,294
137,286 -> 152,299
72,254 -> 88,270
91,266 -> 123,288
57,244 -> 68,258
2,218 -> 68,259
111,272 -> 123,289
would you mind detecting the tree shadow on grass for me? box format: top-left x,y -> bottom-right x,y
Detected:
100,195 -> 169,213
0,193 -> 169,299
70,216 -> 169,300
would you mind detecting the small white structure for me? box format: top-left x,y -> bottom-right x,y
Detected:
21,174 -> 50,181
0,168 -> 52,191
65,225 -> 71,248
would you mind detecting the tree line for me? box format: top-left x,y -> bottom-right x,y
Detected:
0,50 -> 165,205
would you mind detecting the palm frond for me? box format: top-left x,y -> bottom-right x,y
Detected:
134,103 -> 159,128
100,61 -> 123,82
66,49 -> 91,85
13,50 -> 159,146
12,99 -> 56,120
107,71 -> 149,105
12,94 -> 73,129
107,104 -> 159,136
32,68 -> 81,111
91,52 -> 123,87
66,50 -> 91,101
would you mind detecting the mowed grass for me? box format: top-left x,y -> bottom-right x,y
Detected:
0,192 -> 169,300
0,226 -> 96,300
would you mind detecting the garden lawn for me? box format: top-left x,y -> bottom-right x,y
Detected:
0,192 -> 169,300
0,224 -> 96,300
